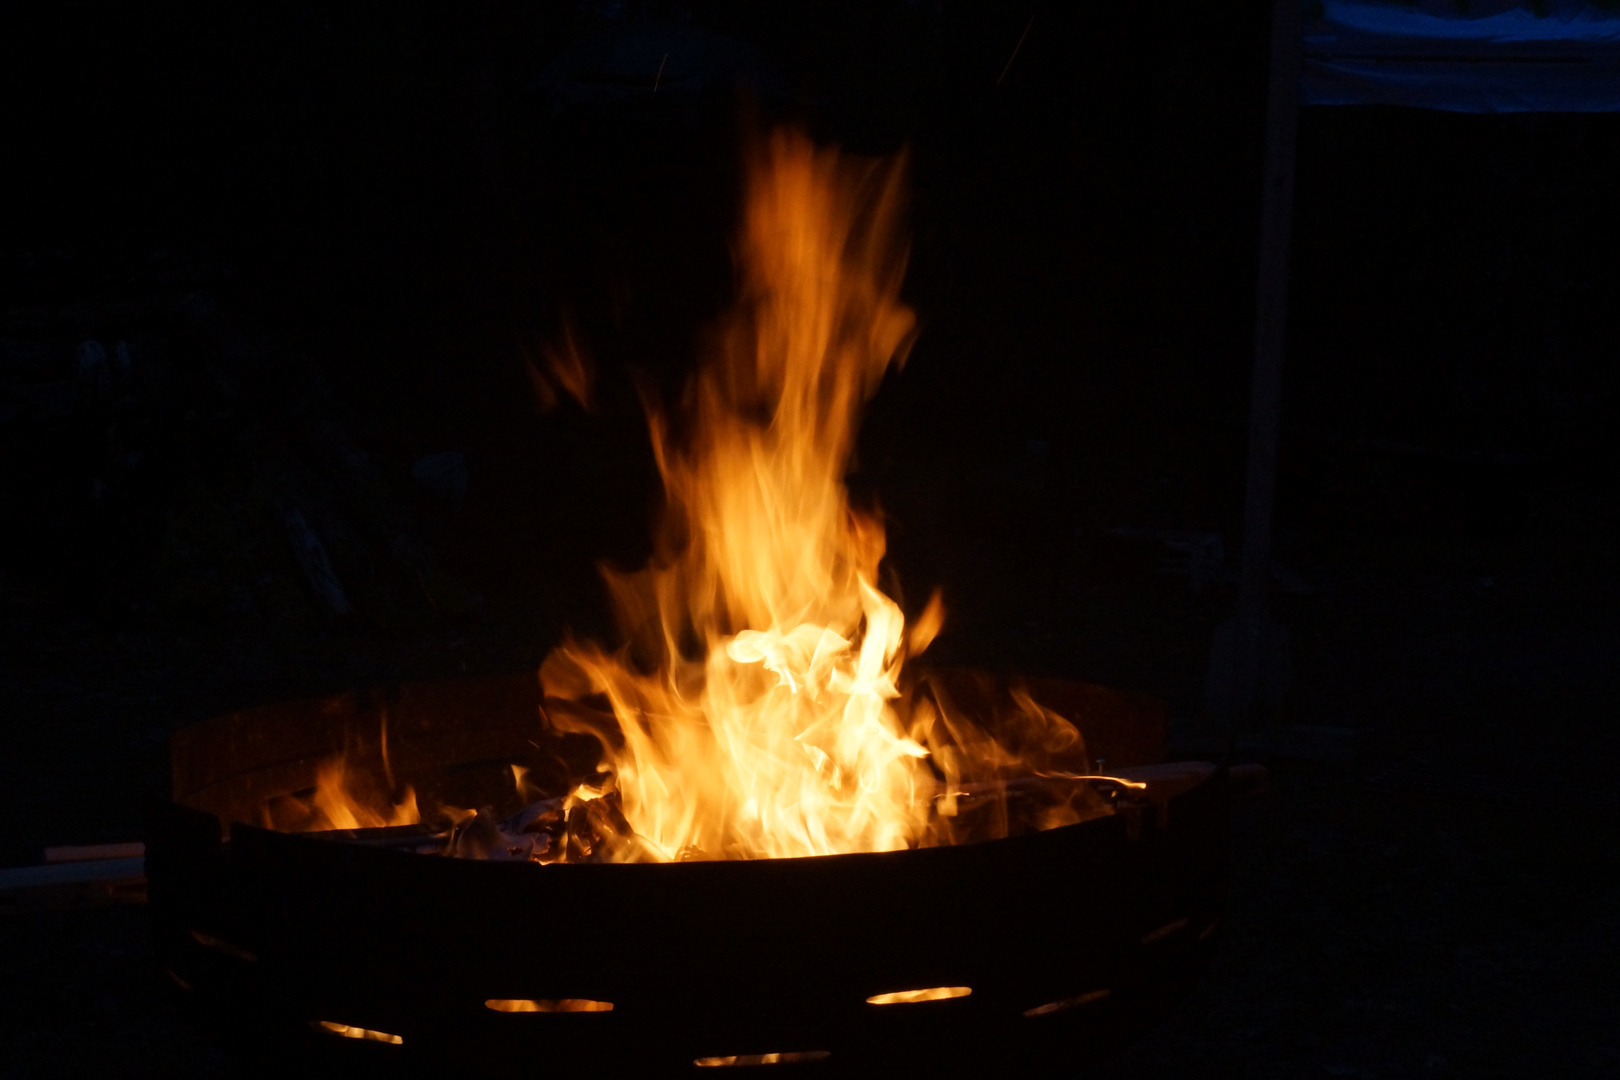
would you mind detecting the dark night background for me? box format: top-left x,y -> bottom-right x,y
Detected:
2,1 -> 1617,1076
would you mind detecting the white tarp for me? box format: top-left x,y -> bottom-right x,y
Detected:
1302,0 -> 1620,111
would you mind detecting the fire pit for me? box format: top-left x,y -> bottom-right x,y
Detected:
148,670 -> 1238,1077
148,129 -> 1255,1075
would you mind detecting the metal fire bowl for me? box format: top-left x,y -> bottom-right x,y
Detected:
147,672 -> 1232,1078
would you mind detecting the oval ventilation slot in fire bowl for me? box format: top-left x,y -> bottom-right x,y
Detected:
311,1021 -> 403,1045
694,1051 -> 832,1067
865,986 -> 972,1005
485,998 -> 613,1013
189,929 -> 256,963
1023,988 -> 1111,1017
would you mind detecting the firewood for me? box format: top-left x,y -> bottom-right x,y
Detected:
501,796 -> 566,835
446,807 -> 507,860
564,804 -> 594,861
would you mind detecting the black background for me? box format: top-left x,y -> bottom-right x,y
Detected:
2,1 -> 1617,1076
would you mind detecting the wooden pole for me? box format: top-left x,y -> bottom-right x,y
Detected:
1241,0 -> 1303,627
1209,0 -> 1302,740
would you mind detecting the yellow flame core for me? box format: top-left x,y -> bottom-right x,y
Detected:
538,131 -> 1093,862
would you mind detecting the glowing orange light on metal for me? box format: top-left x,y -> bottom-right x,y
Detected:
1023,989 -> 1111,1017
865,986 -> 972,1005
484,998 -> 613,1013
314,1021 -> 403,1044
695,1051 -> 832,1067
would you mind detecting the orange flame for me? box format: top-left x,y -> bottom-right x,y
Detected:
539,131 -> 1095,862
310,756 -> 419,831
262,752 -> 420,834
526,318 -> 595,412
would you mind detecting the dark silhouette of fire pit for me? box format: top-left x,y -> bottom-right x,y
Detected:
147,671 -> 1244,1077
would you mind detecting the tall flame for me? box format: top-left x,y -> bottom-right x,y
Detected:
257,130 -> 1100,859
540,131 -> 1087,862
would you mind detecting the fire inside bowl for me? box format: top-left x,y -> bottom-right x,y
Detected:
148,670 -> 1236,1078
